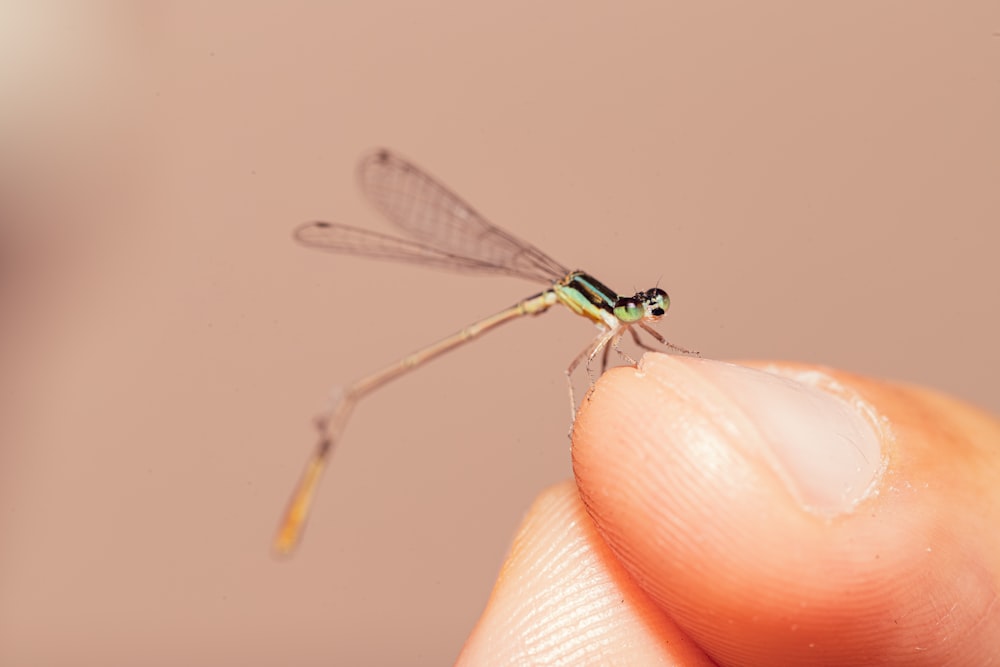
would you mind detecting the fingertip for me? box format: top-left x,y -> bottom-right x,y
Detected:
571,355 -> 1000,663
457,481 -> 712,666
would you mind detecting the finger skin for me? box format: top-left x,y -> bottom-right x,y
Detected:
571,355 -> 1000,666
457,481 -> 715,666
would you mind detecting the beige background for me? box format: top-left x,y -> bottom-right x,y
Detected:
1,2 -> 997,665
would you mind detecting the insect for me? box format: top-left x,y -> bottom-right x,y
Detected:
274,149 -> 692,554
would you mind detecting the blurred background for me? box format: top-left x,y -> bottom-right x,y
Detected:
0,2 -> 996,665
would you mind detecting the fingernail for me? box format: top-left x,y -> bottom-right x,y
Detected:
683,359 -> 885,515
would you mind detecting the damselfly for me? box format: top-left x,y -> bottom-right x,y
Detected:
275,149 -> 692,554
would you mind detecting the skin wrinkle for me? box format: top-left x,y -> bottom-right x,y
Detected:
608,392 -> 780,611
573,410 -> 722,640
496,500 -> 580,664
499,491 -> 616,663
490,490 -> 632,665
512,538 -> 580,634
531,542 -> 646,662
529,599 -> 617,665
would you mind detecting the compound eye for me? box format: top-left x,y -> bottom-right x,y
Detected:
645,288 -> 670,318
613,296 -> 644,323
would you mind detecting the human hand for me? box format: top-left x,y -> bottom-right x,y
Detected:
458,355 -> 1000,665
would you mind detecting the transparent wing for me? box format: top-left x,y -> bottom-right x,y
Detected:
294,221 -> 529,275
355,149 -> 571,283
